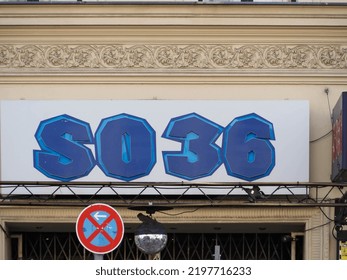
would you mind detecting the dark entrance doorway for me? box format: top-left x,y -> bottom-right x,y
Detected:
12,231 -> 303,260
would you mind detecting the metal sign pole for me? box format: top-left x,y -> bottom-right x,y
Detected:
213,245 -> 221,260
93,254 -> 104,260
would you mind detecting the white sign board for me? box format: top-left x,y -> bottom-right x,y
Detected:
0,100 -> 309,195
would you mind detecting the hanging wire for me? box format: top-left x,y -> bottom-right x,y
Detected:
158,207 -> 202,216
332,224 -> 339,240
325,87 -> 334,126
310,130 -> 332,143
309,88 -> 334,143
304,220 -> 332,232
319,206 -> 335,222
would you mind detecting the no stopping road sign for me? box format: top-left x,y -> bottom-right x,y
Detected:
76,203 -> 124,254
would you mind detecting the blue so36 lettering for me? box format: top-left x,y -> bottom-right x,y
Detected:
33,112 -> 275,182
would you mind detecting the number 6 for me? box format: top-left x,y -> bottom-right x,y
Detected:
222,113 -> 276,181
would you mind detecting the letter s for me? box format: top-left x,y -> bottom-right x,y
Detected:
33,114 -> 95,181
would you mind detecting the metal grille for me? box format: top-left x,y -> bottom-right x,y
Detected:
21,232 -> 293,260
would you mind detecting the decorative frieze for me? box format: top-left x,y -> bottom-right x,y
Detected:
0,44 -> 346,72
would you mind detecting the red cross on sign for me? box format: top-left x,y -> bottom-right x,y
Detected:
76,203 -> 124,254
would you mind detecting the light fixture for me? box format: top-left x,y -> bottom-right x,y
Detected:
134,213 -> 167,256
281,235 -> 296,243
129,203 -> 172,256
243,186 -> 265,202
281,234 -> 298,243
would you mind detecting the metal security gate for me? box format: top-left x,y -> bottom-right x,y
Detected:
17,232 -> 299,260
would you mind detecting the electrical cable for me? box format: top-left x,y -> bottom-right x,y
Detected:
325,88 -> 333,126
332,224 -> 339,240
304,220 -> 332,232
310,130 -> 332,143
319,206 -> 335,222
309,88 -> 334,143
158,207 -> 202,216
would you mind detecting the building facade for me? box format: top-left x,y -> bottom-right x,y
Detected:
0,2 -> 347,260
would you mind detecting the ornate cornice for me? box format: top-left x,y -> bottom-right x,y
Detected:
1,44 -> 346,74
1,5 -> 347,27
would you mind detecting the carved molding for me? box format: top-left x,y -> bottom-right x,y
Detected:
1,44 -> 347,73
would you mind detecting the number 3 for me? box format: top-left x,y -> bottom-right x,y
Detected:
162,113 -> 223,180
